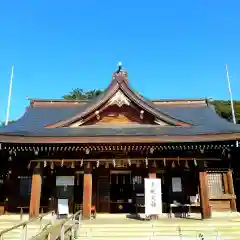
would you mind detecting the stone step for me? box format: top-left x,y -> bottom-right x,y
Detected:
0,221 -> 51,240
0,230 -> 43,240
77,230 -> 240,237
79,225 -> 240,231
76,236 -> 239,240
79,222 -> 240,227
76,222 -> 240,240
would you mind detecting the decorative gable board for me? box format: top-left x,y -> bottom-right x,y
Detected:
69,105 -> 162,127
107,90 -> 131,107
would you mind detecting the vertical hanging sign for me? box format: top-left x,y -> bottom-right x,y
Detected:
144,178 -> 162,215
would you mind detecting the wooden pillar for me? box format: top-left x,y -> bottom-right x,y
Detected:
148,164 -> 157,179
223,173 -> 229,194
82,163 -> 92,219
199,170 -> 211,219
29,164 -> 42,218
227,170 -> 237,211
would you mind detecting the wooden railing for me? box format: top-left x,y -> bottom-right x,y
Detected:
0,211 -> 55,240
30,210 -> 82,240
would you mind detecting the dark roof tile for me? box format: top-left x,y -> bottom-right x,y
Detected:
1,124 -> 240,138
1,68 -> 240,138
1,103 -> 240,137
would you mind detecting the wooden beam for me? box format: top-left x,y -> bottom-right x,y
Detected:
30,157 -> 221,163
199,171 -> 211,219
29,166 -> 42,218
148,164 -> 157,179
227,170 -> 237,211
82,164 -> 92,219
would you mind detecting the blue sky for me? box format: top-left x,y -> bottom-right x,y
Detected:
0,0 -> 240,121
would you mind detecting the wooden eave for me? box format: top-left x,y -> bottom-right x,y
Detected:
46,72 -> 191,128
0,132 -> 239,144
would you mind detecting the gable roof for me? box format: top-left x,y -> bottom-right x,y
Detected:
46,70 -> 190,127
1,99 -> 238,131
1,67 -> 240,143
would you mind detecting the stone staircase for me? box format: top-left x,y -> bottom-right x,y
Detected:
0,215 -> 53,240
2,214 -> 240,239
75,220 -> 240,240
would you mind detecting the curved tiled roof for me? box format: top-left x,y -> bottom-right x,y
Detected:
0,101 -> 240,137
0,69 -> 240,140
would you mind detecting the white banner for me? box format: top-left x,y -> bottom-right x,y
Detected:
56,176 -> 74,186
144,178 -> 162,215
58,199 -> 69,215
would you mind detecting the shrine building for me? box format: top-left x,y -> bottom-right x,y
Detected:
0,65 -> 240,219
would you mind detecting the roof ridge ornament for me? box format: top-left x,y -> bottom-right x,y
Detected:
112,62 -> 128,81
116,62 -> 123,73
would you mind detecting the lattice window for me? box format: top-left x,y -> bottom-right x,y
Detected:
207,172 -> 224,197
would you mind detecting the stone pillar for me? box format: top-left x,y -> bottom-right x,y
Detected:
82,163 -> 92,219
29,164 -> 42,218
199,165 -> 211,219
227,170 -> 237,211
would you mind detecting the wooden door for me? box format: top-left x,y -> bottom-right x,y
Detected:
97,168 -> 110,212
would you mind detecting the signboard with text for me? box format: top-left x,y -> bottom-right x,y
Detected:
144,178 -> 162,215
56,176 -> 74,186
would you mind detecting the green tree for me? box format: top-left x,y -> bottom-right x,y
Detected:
63,88 -> 86,100
85,90 -> 103,99
0,120 -> 16,127
63,88 -> 104,100
212,100 -> 240,123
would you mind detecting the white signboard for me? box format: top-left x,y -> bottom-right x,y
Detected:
58,199 -> 69,215
144,178 -> 162,215
56,176 -> 74,186
172,177 -> 182,192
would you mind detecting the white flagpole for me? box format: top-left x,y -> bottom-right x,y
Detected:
225,64 -> 238,147
225,64 -> 236,124
5,64 -> 14,126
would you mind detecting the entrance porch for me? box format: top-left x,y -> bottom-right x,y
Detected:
0,142 -> 237,220
11,158 -> 214,219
